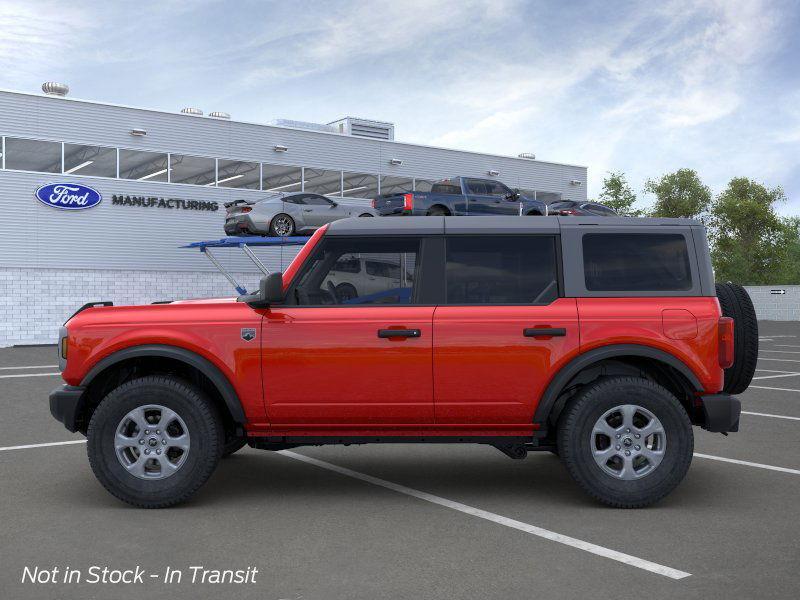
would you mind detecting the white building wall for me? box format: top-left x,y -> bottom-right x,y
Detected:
744,286 -> 800,321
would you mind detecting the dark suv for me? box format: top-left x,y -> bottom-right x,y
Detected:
50,216 -> 756,508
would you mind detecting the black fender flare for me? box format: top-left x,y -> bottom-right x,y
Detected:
81,344 -> 245,424
533,344 -> 703,427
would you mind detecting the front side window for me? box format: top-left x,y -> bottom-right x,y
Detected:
4,138 -> 61,173
303,194 -> 334,206
465,179 -> 490,195
119,149 -> 168,182
445,236 -> 558,304
485,181 -> 512,197
64,144 -> 117,177
293,237 -> 420,305
583,233 -> 692,291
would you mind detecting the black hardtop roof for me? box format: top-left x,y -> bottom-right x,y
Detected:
325,216 -> 702,236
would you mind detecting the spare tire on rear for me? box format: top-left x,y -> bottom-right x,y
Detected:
715,282 -> 758,394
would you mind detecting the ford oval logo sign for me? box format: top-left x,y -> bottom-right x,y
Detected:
35,183 -> 102,210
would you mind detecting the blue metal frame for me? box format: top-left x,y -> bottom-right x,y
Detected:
182,236 -> 309,295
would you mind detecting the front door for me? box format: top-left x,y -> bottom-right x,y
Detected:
298,194 -> 345,227
433,234 -> 579,424
262,235 -> 435,426
464,179 -> 519,215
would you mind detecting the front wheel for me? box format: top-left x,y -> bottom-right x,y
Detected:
87,376 -> 223,508
557,377 -> 693,508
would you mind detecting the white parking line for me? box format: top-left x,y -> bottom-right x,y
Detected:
742,411 -> 800,421
773,344 -> 800,349
0,365 -> 59,370
694,453 -> 800,475
749,385 -> 800,393
761,350 -> 800,355
757,357 -> 800,364
0,372 -> 61,379
752,372 -> 800,380
279,450 -> 691,579
0,440 -> 86,452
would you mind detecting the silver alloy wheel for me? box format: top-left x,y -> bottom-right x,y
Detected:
114,404 -> 191,480
272,215 -> 293,236
590,404 -> 666,480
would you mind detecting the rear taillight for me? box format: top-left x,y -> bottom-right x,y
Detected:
403,193 -> 414,211
240,207 -> 252,213
718,317 -> 734,368
559,209 -> 579,216
371,198 -> 377,209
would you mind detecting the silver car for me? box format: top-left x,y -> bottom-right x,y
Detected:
224,192 -> 377,236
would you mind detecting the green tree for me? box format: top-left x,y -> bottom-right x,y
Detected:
709,177 -> 795,284
645,168 -> 711,219
598,171 -> 642,216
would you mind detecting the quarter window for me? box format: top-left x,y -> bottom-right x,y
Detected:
445,236 -> 559,304
4,138 -> 61,173
582,233 -> 692,291
293,237 -> 420,305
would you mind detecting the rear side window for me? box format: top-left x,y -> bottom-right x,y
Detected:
583,233 -> 692,291
431,180 -> 462,194
445,236 -> 559,304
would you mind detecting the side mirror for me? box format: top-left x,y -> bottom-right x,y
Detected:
237,272 -> 283,308
330,201 -> 338,208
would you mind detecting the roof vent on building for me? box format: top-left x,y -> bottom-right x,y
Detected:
42,82 -> 69,96
180,107 -> 204,116
209,111 -> 230,119
518,152 -> 536,160
328,117 -> 395,141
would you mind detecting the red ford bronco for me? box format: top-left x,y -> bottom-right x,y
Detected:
49,216 -> 757,508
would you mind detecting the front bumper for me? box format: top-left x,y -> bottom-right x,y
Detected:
49,385 -> 87,433
699,393 -> 741,432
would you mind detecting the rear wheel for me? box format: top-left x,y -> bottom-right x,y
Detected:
87,375 -> 223,508
716,282 -> 758,394
557,377 -> 693,508
269,214 -> 295,237
426,206 -> 448,216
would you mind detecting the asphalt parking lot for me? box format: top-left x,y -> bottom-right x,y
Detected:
2,322 -> 799,600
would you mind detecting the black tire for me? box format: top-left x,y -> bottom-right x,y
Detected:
335,283 -> 358,302
426,206 -> 448,216
222,436 -> 247,457
716,282 -> 758,394
268,213 -> 295,237
557,377 -> 694,508
87,375 -> 223,508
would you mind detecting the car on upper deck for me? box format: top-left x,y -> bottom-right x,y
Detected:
371,177 -> 547,217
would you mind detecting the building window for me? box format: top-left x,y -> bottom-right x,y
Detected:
170,154 -> 216,186
119,149 -> 169,182
304,168 -> 342,196
63,144 -> 117,177
341,171 -> 378,198
414,178 -> 436,192
4,138 -> 61,173
262,163 -> 302,193
379,175 -> 413,195
217,159 -> 260,189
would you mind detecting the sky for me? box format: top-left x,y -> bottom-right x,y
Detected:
1,0 -> 799,213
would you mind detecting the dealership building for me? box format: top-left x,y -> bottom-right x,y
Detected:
0,85 -> 588,347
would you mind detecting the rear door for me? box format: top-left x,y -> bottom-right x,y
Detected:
433,234 -> 580,425
262,235 -> 436,425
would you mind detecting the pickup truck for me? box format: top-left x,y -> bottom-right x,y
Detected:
49,216 -> 756,509
372,177 -> 547,217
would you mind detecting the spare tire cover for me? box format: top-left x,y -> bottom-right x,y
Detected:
715,282 -> 758,394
